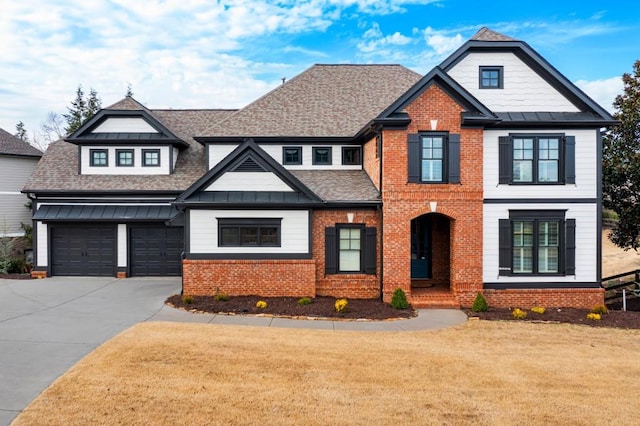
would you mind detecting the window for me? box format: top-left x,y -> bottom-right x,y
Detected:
282,146 -> 302,165
116,149 -> 134,167
342,147 -> 362,166
90,149 -> 108,167
408,132 -> 460,184
218,218 -> 281,247
325,225 -> 376,274
142,149 -> 160,167
479,66 -> 503,89
312,147 -> 332,165
499,211 -> 575,276
499,134 -> 574,185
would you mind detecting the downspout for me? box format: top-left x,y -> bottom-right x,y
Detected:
378,132 -> 384,301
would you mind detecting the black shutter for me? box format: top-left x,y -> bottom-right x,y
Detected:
498,136 -> 511,184
565,219 -> 576,275
498,219 -> 511,276
408,133 -> 420,183
325,227 -> 337,274
565,136 -> 576,184
364,227 -> 377,274
448,133 -> 460,184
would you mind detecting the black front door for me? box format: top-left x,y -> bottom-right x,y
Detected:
411,216 -> 431,279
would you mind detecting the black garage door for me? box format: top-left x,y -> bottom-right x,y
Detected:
50,225 -> 116,276
130,226 -> 184,276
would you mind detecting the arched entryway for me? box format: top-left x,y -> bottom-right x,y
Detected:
410,213 -> 451,289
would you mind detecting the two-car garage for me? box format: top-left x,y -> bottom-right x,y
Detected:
49,224 -> 183,277
36,205 -> 184,277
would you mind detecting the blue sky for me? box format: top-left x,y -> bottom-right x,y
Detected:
1,0 -> 638,145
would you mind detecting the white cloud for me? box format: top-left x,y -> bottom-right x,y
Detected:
575,77 -> 623,113
423,27 -> 463,56
358,23 -> 412,53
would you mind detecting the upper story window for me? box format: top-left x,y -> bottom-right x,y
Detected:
342,147 -> 362,166
479,66 -> 503,89
312,147 -> 332,165
407,132 -> 460,184
499,211 -> 575,276
218,218 -> 281,247
499,134 -> 574,185
116,149 -> 134,167
282,146 -> 302,165
90,149 -> 108,167
142,149 -> 160,167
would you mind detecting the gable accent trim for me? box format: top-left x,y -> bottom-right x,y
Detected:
174,138 -> 323,206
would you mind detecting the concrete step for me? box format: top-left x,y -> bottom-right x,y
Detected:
411,288 -> 460,309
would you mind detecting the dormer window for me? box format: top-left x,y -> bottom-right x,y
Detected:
90,149 -> 108,167
143,149 -> 160,167
479,66 -> 503,89
116,149 -> 134,167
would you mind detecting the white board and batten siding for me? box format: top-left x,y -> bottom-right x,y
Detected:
189,210 -> 309,254
36,221 -> 48,266
206,172 -> 294,192
483,203 -> 598,283
448,52 -> 579,112
117,224 -> 127,267
484,129 -> 598,200
207,144 -> 363,171
92,117 -> 158,133
80,145 -> 171,175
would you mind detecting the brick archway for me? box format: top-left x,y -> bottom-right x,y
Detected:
410,212 -> 452,290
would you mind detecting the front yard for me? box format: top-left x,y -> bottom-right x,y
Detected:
14,320 -> 640,425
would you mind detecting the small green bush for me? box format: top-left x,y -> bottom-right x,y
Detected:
591,304 -> 609,315
471,293 -> 488,312
297,297 -> 312,306
390,288 -> 409,309
214,293 -> 229,302
181,295 -> 194,304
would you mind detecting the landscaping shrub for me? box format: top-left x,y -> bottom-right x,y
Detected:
256,300 -> 267,309
587,313 -> 602,321
471,293 -> 488,312
512,308 -> 527,319
531,306 -> 546,314
181,295 -> 194,304
297,297 -> 312,306
390,288 -> 409,310
335,298 -> 348,312
214,293 -> 229,302
591,304 -> 608,315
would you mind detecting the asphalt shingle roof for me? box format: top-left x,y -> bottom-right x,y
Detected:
0,128 -> 43,157
470,27 -> 517,42
291,170 -> 380,202
204,64 -> 422,138
23,106 -> 236,192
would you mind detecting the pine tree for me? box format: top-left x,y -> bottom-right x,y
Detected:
125,84 -> 134,97
86,88 -> 102,119
15,121 -> 28,142
603,60 -> 640,250
63,85 -> 87,134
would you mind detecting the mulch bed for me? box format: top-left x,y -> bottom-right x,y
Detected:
0,273 -> 32,280
166,295 -> 416,321
167,294 -> 640,329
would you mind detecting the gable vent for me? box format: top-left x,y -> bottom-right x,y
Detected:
232,156 -> 266,172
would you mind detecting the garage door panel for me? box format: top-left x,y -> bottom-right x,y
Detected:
130,226 -> 183,276
51,226 -> 115,276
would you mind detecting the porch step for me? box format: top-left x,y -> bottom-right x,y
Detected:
410,287 -> 460,309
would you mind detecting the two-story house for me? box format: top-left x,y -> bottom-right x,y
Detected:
24,28 -> 615,308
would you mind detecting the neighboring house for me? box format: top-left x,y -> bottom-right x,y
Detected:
24,28 -> 616,308
0,128 -> 42,236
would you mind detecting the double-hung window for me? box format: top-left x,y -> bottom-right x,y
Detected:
499,134 -> 575,185
499,211 -> 575,276
408,132 -> 460,184
218,218 -> 281,247
325,225 -> 376,274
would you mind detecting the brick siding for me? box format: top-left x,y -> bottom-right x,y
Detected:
482,288 -> 605,309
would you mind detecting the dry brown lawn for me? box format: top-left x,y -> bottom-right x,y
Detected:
14,321 -> 640,426
602,229 -> 640,277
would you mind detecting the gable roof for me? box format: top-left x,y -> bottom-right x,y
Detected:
439,27 -> 616,125
175,138 -> 322,206
0,128 -> 42,157
23,100 -> 236,193
198,64 -> 422,141
376,67 -> 499,126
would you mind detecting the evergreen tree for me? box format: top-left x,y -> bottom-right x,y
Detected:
603,60 -> 640,250
63,85 -> 102,134
15,121 -> 28,142
125,84 -> 134,97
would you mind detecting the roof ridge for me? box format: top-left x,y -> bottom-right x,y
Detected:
470,27 -> 517,42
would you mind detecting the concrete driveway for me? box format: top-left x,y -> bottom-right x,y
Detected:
0,276 -> 181,426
